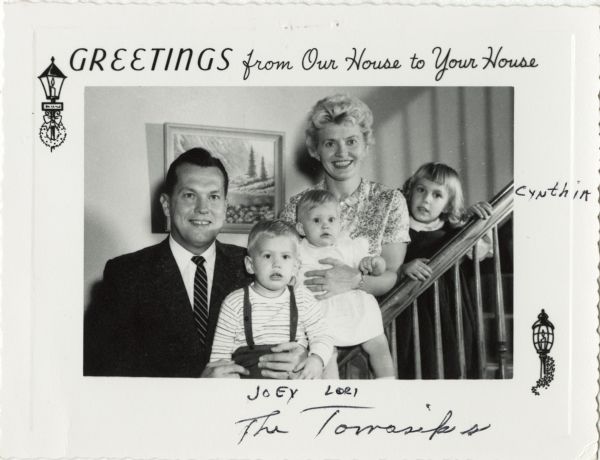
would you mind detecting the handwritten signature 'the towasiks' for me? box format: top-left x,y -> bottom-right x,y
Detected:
235,403 -> 491,444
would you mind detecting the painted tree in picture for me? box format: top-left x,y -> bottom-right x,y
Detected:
174,133 -> 276,225
247,147 -> 257,178
260,156 -> 268,181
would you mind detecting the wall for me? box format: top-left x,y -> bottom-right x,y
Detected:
84,86 -> 513,306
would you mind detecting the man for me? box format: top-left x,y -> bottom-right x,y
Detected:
84,148 -> 304,378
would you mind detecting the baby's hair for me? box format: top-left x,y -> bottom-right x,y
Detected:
296,189 -> 339,222
403,162 -> 466,226
305,94 -> 375,153
247,219 -> 300,256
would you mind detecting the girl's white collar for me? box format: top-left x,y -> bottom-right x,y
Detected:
409,217 -> 444,232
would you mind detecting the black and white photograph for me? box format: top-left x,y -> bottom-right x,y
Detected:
2,4 -> 598,460
83,86 -> 514,380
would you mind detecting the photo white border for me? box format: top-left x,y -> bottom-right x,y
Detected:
2,4 -> 598,460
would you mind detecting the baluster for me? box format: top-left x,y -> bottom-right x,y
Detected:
412,300 -> 422,379
387,321 -> 398,378
472,243 -> 487,378
453,263 -> 466,378
433,281 -> 444,379
493,226 -> 508,378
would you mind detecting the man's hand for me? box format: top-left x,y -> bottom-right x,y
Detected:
201,359 -> 249,378
258,342 -> 308,379
400,258 -> 432,282
303,258 -> 361,300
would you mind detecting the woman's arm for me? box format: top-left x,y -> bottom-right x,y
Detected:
303,242 -> 407,299
359,242 -> 407,296
303,260 -> 361,299
355,188 -> 409,295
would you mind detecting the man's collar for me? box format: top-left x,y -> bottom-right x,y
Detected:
169,235 -> 217,271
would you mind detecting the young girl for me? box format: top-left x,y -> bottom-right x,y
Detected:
396,162 -> 492,379
295,190 -> 396,379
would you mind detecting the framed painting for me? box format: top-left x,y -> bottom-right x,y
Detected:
164,123 -> 284,233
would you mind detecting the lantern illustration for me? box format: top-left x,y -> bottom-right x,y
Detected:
38,57 -> 67,151
532,309 -> 554,380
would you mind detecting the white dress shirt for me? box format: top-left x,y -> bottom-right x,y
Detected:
169,236 -> 217,309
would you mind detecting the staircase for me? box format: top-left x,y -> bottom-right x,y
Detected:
338,183 -> 514,379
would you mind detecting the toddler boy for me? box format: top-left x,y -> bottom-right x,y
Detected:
210,220 -> 333,379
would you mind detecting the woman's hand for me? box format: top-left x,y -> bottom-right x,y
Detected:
258,342 -> 308,379
303,258 -> 361,300
303,243 -> 408,298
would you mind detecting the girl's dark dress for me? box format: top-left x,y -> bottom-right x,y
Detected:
395,224 -> 478,379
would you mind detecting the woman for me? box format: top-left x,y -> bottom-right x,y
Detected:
280,94 -> 410,299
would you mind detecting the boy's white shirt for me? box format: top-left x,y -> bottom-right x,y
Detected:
209,284 -> 334,366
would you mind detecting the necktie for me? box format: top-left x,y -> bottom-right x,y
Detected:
191,256 -> 209,346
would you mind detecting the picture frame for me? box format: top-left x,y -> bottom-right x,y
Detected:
164,123 -> 285,233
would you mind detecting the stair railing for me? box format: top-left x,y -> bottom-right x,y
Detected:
338,182 -> 514,379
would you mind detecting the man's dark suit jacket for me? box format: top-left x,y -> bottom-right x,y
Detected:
84,238 -> 251,377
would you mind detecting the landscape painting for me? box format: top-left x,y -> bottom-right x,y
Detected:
164,123 -> 284,233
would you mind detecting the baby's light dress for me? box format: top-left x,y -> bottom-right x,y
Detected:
297,235 -> 384,346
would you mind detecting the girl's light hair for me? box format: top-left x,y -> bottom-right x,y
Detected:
305,94 -> 375,153
403,162 -> 466,226
247,219 -> 300,256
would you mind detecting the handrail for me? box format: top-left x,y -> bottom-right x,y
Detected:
338,181 -> 514,371
379,181 -> 514,326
